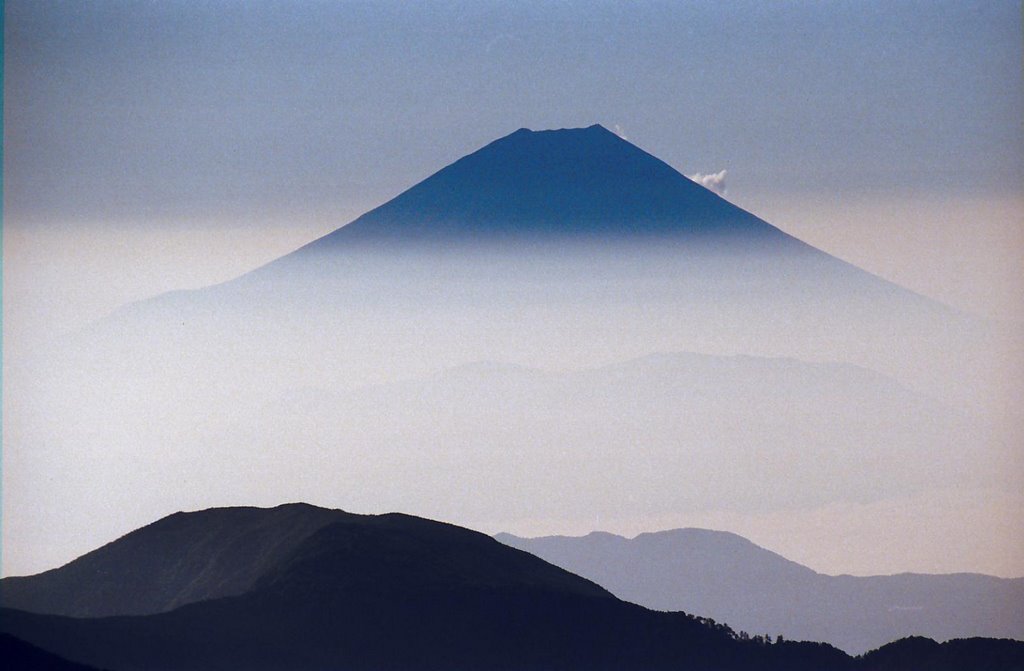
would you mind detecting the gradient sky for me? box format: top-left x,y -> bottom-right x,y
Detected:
5,1 -> 1022,323
3,1 -> 1023,577
6,0 -> 1020,219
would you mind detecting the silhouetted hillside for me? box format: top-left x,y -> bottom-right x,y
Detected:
0,504 -> 852,671
3,505 -> 1020,670
0,633 -> 107,671
857,636 -> 1024,671
0,503 -> 344,616
0,503 -> 611,619
497,529 -> 1024,654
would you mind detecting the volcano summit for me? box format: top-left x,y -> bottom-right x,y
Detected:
235,124 -> 904,288
291,124 -> 796,245
93,124 -> 967,393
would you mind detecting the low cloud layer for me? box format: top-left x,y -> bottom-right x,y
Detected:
688,170 -> 727,195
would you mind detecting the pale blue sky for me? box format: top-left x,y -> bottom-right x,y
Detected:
5,1 -> 1020,225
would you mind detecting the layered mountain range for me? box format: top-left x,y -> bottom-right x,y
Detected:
3,505 -> 1021,671
5,126 -> 1011,671
0,504 -> 838,670
497,529 -> 1024,655
11,125 -> 998,585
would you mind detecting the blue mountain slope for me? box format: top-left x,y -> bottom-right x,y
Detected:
84,124 -> 952,324
304,125 -> 796,245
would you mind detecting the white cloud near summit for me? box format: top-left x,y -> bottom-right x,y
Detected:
688,170 -> 727,195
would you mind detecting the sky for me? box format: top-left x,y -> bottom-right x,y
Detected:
5,1 -> 1022,327
3,1 -> 1023,577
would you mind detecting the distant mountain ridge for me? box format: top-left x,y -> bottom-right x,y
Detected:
0,633 -> 107,671
496,528 -> 1024,655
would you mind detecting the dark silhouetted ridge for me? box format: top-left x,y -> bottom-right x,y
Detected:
2,505 -> 1020,670
857,636 -> 1024,671
0,503 -> 346,617
0,633 -> 108,671
246,510 -> 615,602
0,504 -> 611,619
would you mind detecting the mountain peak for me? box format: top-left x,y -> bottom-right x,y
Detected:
299,123 -> 790,249
508,123 -> 616,137
511,123 -> 612,134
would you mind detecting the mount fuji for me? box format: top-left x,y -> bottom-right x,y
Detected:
9,126 -> 993,584
86,123 -> 967,391
210,124 -> 929,306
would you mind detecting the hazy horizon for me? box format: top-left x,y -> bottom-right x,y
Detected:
3,2 -> 1022,582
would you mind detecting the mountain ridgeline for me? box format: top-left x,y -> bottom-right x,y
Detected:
497,529 -> 1024,656
3,504 -> 1022,671
0,504 -> 837,671
0,504 -> 346,618
6,127 -> 1010,668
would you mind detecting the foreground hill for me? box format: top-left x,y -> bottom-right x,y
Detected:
2,504 -> 849,671
0,504 -> 345,617
497,529 -> 1024,655
2,504 -> 1021,670
0,633 -> 107,671
857,636 -> 1024,671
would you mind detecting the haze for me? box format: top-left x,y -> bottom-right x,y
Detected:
3,1 -> 1022,580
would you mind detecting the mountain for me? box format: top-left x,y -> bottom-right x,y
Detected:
2,504 -> 861,671
176,123 -> 940,317
30,123 -> 979,408
8,125 -> 994,600
2,505 -> 1020,670
0,634 -> 108,671
857,637 -> 1024,671
283,124 -> 802,246
62,124 -> 976,407
0,504 -> 345,617
496,529 -> 1024,655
